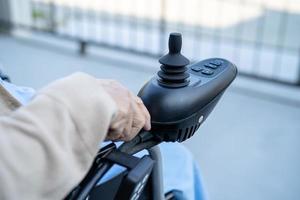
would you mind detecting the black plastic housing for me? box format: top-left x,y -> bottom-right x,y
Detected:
138,58 -> 237,142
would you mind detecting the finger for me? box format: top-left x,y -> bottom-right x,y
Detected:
120,97 -> 144,141
135,97 -> 151,130
122,100 -> 134,140
106,129 -> 123,141
108,117 -> 127,141
131,102 -> 146,137
122,101 -> 142,141
109,117 -> 127,131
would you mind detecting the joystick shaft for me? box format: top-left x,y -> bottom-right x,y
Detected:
157,33 -> 190,88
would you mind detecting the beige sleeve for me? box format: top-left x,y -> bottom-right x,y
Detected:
0,72 -> 117,200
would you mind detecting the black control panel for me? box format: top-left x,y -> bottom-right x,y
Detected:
187,58 -> 235,88
190,59 -> 224,76
138,33 -> 237,142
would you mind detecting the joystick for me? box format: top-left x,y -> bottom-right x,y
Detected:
157,33 -> 190,88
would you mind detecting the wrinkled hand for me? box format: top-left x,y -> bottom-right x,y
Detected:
99,79 -> 151,141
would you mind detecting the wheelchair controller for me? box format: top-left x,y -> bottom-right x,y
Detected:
66,33 -> 237,200
138,32 -> 237,142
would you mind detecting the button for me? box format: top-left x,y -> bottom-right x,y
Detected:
210,59 -> 223,66
201,69 -> 214,75
204,63 -> 219,69
191,66 -> 202,72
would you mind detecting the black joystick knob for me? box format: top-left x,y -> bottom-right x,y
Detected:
157,33 -> 190,88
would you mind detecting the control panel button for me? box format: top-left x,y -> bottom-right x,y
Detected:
201,69 -> 214,75
210,59 -> 223,66
204,63 -> 219,69
191,66 -> 202,72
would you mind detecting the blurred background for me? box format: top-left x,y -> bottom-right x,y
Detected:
0,0 -> 300,199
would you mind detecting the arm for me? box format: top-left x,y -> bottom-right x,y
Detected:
0,72 -> 117,200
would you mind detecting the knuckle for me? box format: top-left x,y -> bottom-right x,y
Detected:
110,124 -> 118,130
136,97 -> 143,105
135,117 -> 144,126
131,127 -> 140,136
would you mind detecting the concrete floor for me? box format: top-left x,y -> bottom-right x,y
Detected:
1,34 -> 300,200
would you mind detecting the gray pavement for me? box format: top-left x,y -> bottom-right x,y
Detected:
1,34 -> 300,200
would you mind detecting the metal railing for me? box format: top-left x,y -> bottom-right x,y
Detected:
1,0 -> 300,85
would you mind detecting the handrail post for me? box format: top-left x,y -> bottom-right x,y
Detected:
159,0 -> 166,56
0,0 -> 12,32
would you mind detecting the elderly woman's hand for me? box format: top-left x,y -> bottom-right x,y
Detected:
99,79 -> 151,141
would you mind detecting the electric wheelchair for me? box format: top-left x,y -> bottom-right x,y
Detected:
65,32 -> 237,200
